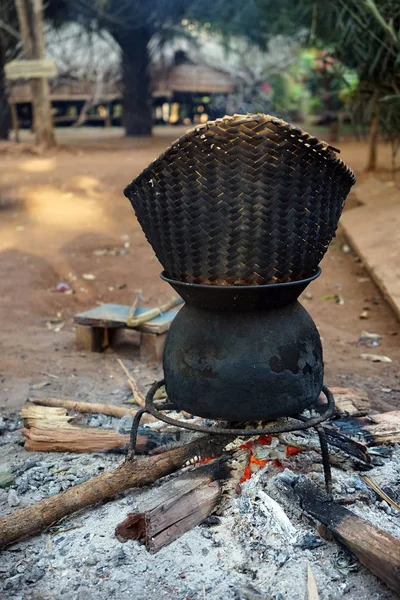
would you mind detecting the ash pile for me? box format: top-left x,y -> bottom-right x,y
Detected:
0,385 -> 399,599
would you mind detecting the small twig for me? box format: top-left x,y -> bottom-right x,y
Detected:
126,292 -> 142,324
361,475 -> 400,512
307,565 -> 320,600
116,358 -> 146,408
40,372 -> 59,379
126,297 -> 183,328
49,525 -> 83,534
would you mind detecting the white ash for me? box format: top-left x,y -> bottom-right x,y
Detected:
0,430 -> 399,599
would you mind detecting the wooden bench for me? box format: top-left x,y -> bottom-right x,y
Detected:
74,303 -> 180,362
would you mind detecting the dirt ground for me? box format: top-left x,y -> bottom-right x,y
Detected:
0,126 -> 399,416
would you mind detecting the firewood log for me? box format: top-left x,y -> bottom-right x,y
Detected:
21,426 -> 145,454
292,476 -> 400,594
28,396 -> 156,422
115,449 -> 249,552
0,434 -> 236,549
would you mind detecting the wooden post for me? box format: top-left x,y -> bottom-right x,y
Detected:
75,324 -> 104,352
140,332 -> 166,363
14,0 -> 55,147
10,101 -> 20,142
0,37 -> 11,140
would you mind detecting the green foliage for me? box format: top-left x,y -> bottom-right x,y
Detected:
321,0 -> 400,160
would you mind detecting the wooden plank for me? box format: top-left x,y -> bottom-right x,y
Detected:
329,387 -> 371,417
340,202 -> 400,321
74,304 -> 179,334
363,411 -> 400,445
292,477 -> 400,595
369,410 -> 400,425
5,58 -> 58,80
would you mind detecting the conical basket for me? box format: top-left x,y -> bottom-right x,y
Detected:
124,114 -> 356,285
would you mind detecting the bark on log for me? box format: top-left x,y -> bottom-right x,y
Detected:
0,434 -> 235,549
292,477 -> 400,594
115,449 -> 249,552
28,397 -> 156,423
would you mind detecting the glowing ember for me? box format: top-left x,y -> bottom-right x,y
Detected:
239,438 -> 304,484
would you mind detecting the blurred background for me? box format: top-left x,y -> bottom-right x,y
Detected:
0,0 -> 398,159
0,0 -> 399,414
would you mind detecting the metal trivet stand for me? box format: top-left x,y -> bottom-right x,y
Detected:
128,381 -> 336,496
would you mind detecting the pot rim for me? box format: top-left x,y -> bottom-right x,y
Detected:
160,268 -> 321,290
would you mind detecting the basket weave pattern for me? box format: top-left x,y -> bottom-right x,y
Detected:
125,114 -> 356,285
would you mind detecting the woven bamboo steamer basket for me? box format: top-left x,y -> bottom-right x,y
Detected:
125,113 -> 356,285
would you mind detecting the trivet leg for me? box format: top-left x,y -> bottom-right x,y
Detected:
315,425 -> 333,498
127,408 -> 149,462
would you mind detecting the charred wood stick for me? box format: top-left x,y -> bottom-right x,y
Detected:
279,429 -> 371,469
331,410 -> 400,446
292,476 -> 400,594
322,426 -> 371,465
0,434 -> 235,549
28,397 -> 156,423
115,449 -> 249,552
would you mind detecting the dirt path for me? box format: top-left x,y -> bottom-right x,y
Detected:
0,128 -> 399,414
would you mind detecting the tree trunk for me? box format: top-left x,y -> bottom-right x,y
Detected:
366,114 -> 379,172
0,37 -> 11,140
14,0 -> 55,148
328,118 -> 340,145
115,27 -> 152,137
